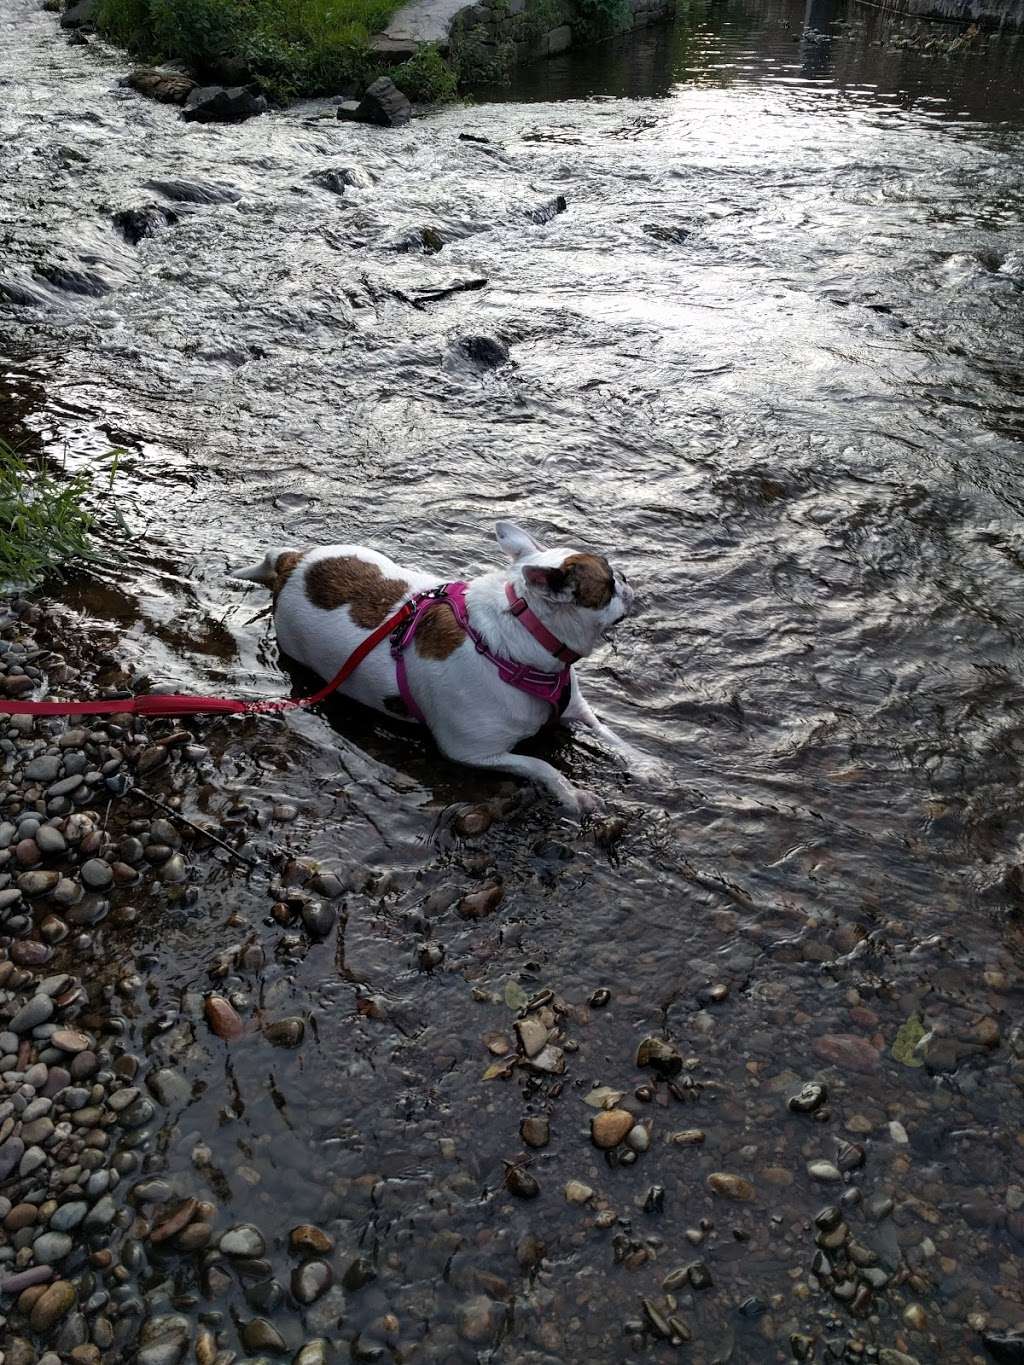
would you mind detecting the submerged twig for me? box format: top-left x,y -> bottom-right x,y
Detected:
129,786 -> 263,870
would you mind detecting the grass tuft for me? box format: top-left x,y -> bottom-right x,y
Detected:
0,440 -> 123,590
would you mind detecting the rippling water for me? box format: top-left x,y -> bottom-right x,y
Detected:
2,0 -> 1024,1357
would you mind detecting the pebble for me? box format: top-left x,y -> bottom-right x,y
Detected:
787,1080 -> 828,1114
564,1180 -> 594,1204
33,1231 -> 73,1262
812,1033 -> 880,1073
294,1343 -> 330,1365
242,1318 -> 287,1353
51,1029 -> 89,1053
454,806 -> 492,837
9,994 -> 54,1032
29,1279 -> 77,1332
458,884 -> 503,919
263,1017 -> 304,1047
219,1223 -> 266,1257
505,1166 -> 539,1199
16,870 -> 60,897
707,1172 -> 755,1201
520,1116 -> 550,1149
36,826 -> 66,856
292,1260 -> 333,1305
808,1160 -> 843,1182
635,1036 -> 683,1077
515,1016 -> 548,1058
591,1108 -> 635,1149
626,1123 -> 650,1152
290,1224 -> 334,1255
204,995 -> 243,1041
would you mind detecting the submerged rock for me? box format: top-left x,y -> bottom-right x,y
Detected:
145,178 -> 241,205
707,1172 -> 755,1201
112,205 -> 179,245
452,335 -> 510,370
182,85 -> 268,124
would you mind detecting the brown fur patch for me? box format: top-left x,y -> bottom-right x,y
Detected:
273,550 -> 306,608
382,694 -> 410,717
563,553 -> 614,609
305,555 -> 408,628
414,603 -> 465,660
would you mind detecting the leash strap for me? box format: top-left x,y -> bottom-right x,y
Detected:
0,600 -> 417,720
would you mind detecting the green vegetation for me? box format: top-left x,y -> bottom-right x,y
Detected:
573,0 -> 631,39
95,0 -> 408,98
388,43 -> 459,101
0,440 -> 122,589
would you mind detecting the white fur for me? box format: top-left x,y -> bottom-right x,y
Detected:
231,523 -> 656,814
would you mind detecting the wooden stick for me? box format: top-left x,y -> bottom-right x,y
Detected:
128,786 -> 263,870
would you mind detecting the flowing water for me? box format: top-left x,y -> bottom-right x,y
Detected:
2,0 -> 1024,1358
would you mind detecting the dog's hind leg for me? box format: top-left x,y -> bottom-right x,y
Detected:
452,749 -> 599,815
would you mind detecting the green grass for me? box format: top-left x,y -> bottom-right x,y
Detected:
0,440 -> 123,590
95,0 -> 415,99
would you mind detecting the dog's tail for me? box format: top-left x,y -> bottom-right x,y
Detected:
229,548 -> 293,589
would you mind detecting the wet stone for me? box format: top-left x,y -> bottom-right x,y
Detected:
51,1029 -> 90,1053
520,1115 -> 550,1148
808,1160 -> 843,1182
505,1166 -> 539,1199
290,1223 -> 334,1255
33,1230 -> 74,1262
565,1179 -> 594,1204
17,871 -> 60,898
292,1259 -> 333,1304
219,1223 -> 266,1257
264,1017 -> 304,1048
30,1279 -> 77,1332
813,1034 -> 880,1073
636,1035 -> 683,1077
592,1108 -> 634,1149
707,1172 -> 755,1201
459,1294 -> 503,1345
241,1317 -> 287,1353
9,994 -> 54,1032
788,1080 -> 828,1113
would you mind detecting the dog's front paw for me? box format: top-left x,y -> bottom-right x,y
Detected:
629,755 -> 671,786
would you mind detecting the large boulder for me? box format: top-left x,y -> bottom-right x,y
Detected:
60,0 -> 96,30
181,85 -> 268,124
338,77 -> 412,129
126,68 -> 198,106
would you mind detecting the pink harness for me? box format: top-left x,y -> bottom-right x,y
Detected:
392,581 -> 578,724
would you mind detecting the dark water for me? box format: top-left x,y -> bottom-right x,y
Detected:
2,0 -> 1024,1358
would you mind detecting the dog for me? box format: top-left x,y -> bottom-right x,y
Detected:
233,521 -> 656,813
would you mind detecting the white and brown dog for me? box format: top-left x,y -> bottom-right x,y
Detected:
233,522 -> 656,813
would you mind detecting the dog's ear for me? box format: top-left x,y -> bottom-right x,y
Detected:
496,521 -> 545,562
523,563 -> 573,601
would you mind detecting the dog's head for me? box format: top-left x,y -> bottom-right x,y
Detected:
496,521 -> 635,652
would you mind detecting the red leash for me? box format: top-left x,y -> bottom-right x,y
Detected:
0,600 -> 417,720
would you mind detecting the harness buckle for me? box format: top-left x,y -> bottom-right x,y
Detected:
507,594 -> 528,618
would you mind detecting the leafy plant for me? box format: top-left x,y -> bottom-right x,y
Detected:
0,440 -> 124,589
390,44 -> 458,102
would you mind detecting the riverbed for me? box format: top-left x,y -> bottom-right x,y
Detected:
1,0 -> 1023,1359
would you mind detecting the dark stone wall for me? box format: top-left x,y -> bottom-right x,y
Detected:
450,0 -> 678,70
